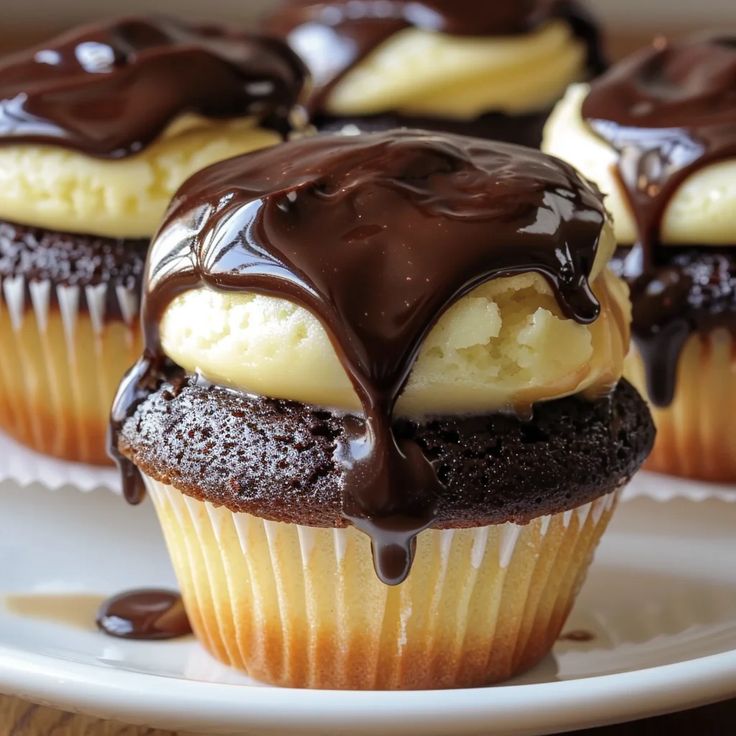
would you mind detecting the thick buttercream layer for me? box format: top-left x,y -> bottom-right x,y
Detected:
160,254 -> 629,415
543,85 -> 736,246
325,22 -> 586,119
0,118 -> 282,239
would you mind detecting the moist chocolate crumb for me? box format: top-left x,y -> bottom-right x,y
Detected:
119,379 -> 655,527
0,218 -> 148,318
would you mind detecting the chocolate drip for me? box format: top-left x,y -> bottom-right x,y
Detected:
559,629 -> 595,642
583,35 -> 736,406
110,131 -> 605,584
119,378 -> 654,528
96,589 -> 191,640
611,248 -> 736,406
265,0 -> 605,112
0,16 -> 306,158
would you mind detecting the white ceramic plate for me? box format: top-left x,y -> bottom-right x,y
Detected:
0,480 -> 734,735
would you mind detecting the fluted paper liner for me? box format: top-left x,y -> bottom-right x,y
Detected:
626,328 -> 736,484
146,476 -> 619,690
0,431 -> 120,492
0,276 -> 141,465
623,470 -> 735,504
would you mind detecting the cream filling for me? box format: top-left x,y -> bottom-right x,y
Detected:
0,116 -> 284,239
543,84 -> 736,246
158,223 -> 629,416
324,22 -> 587,119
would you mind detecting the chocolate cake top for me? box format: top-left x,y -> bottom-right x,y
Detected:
119,379 -> 654,528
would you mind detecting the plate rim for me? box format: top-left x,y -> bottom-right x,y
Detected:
0,643 -> 734,734
2,484 -> 735,733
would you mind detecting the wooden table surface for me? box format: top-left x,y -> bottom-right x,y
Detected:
0,695 -> 734,735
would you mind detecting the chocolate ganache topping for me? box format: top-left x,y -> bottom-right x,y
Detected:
265,0 -> 605,112
0,16 -> 306,158
97,589 -> 192,640
582,35 -> 736,406
110,130 -> 607,585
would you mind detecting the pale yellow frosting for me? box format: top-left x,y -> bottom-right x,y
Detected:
543,84 -> 736,246
159,221 -> 630,416
0,117 -> 283,239
325,22 -> 587,119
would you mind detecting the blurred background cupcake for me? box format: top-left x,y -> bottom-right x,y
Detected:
0,16 -> 307,464
543,34 -> 736,482
111,131 -> 654,689
264,0 -> 606,146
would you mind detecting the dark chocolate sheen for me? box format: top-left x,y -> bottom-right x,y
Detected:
96,589 -> 191,640
611,247 -> 736,406
119,378 -> 654,528
582,35 -> 736,406
111,130 -> 607,585
0,16 -> 306,158
314,108 -> 550,148
265,0 -> 605,112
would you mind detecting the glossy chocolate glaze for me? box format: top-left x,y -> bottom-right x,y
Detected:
265,0 -> 605,113
583,35 -> 736,406
110,130 -> 607,585
96,589 -> 191,640
0,218 -> 147,321
611,247 -> 736,406
0,16 -> 306,158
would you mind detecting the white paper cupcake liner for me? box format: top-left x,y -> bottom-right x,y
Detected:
0,431 -> 119,492
622,470 -> 735,504
147,476 -> 620,689
0,274 -> 140,466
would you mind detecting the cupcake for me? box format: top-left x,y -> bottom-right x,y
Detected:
544,34 -> 736,482
111,131 -> 654,689
0,16 -> 307,464
264,0 -> 605,147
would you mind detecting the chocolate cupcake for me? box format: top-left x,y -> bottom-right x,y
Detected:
264,0 -> 605,147
0,16 -> 306,464
544,34 -> 736,482
111,131 -> 653,689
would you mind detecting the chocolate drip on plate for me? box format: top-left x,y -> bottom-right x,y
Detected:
265,0 -> 605,112
583,35 -> 736,406
96,589 -> 191,640
110,130 -> 605,584
559,629 -> 595,642
0,16 -> 306,158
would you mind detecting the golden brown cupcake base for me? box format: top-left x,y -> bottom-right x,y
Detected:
0,309 -> 140,465
0,219 -> 146,464
147,477 -> 619,690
